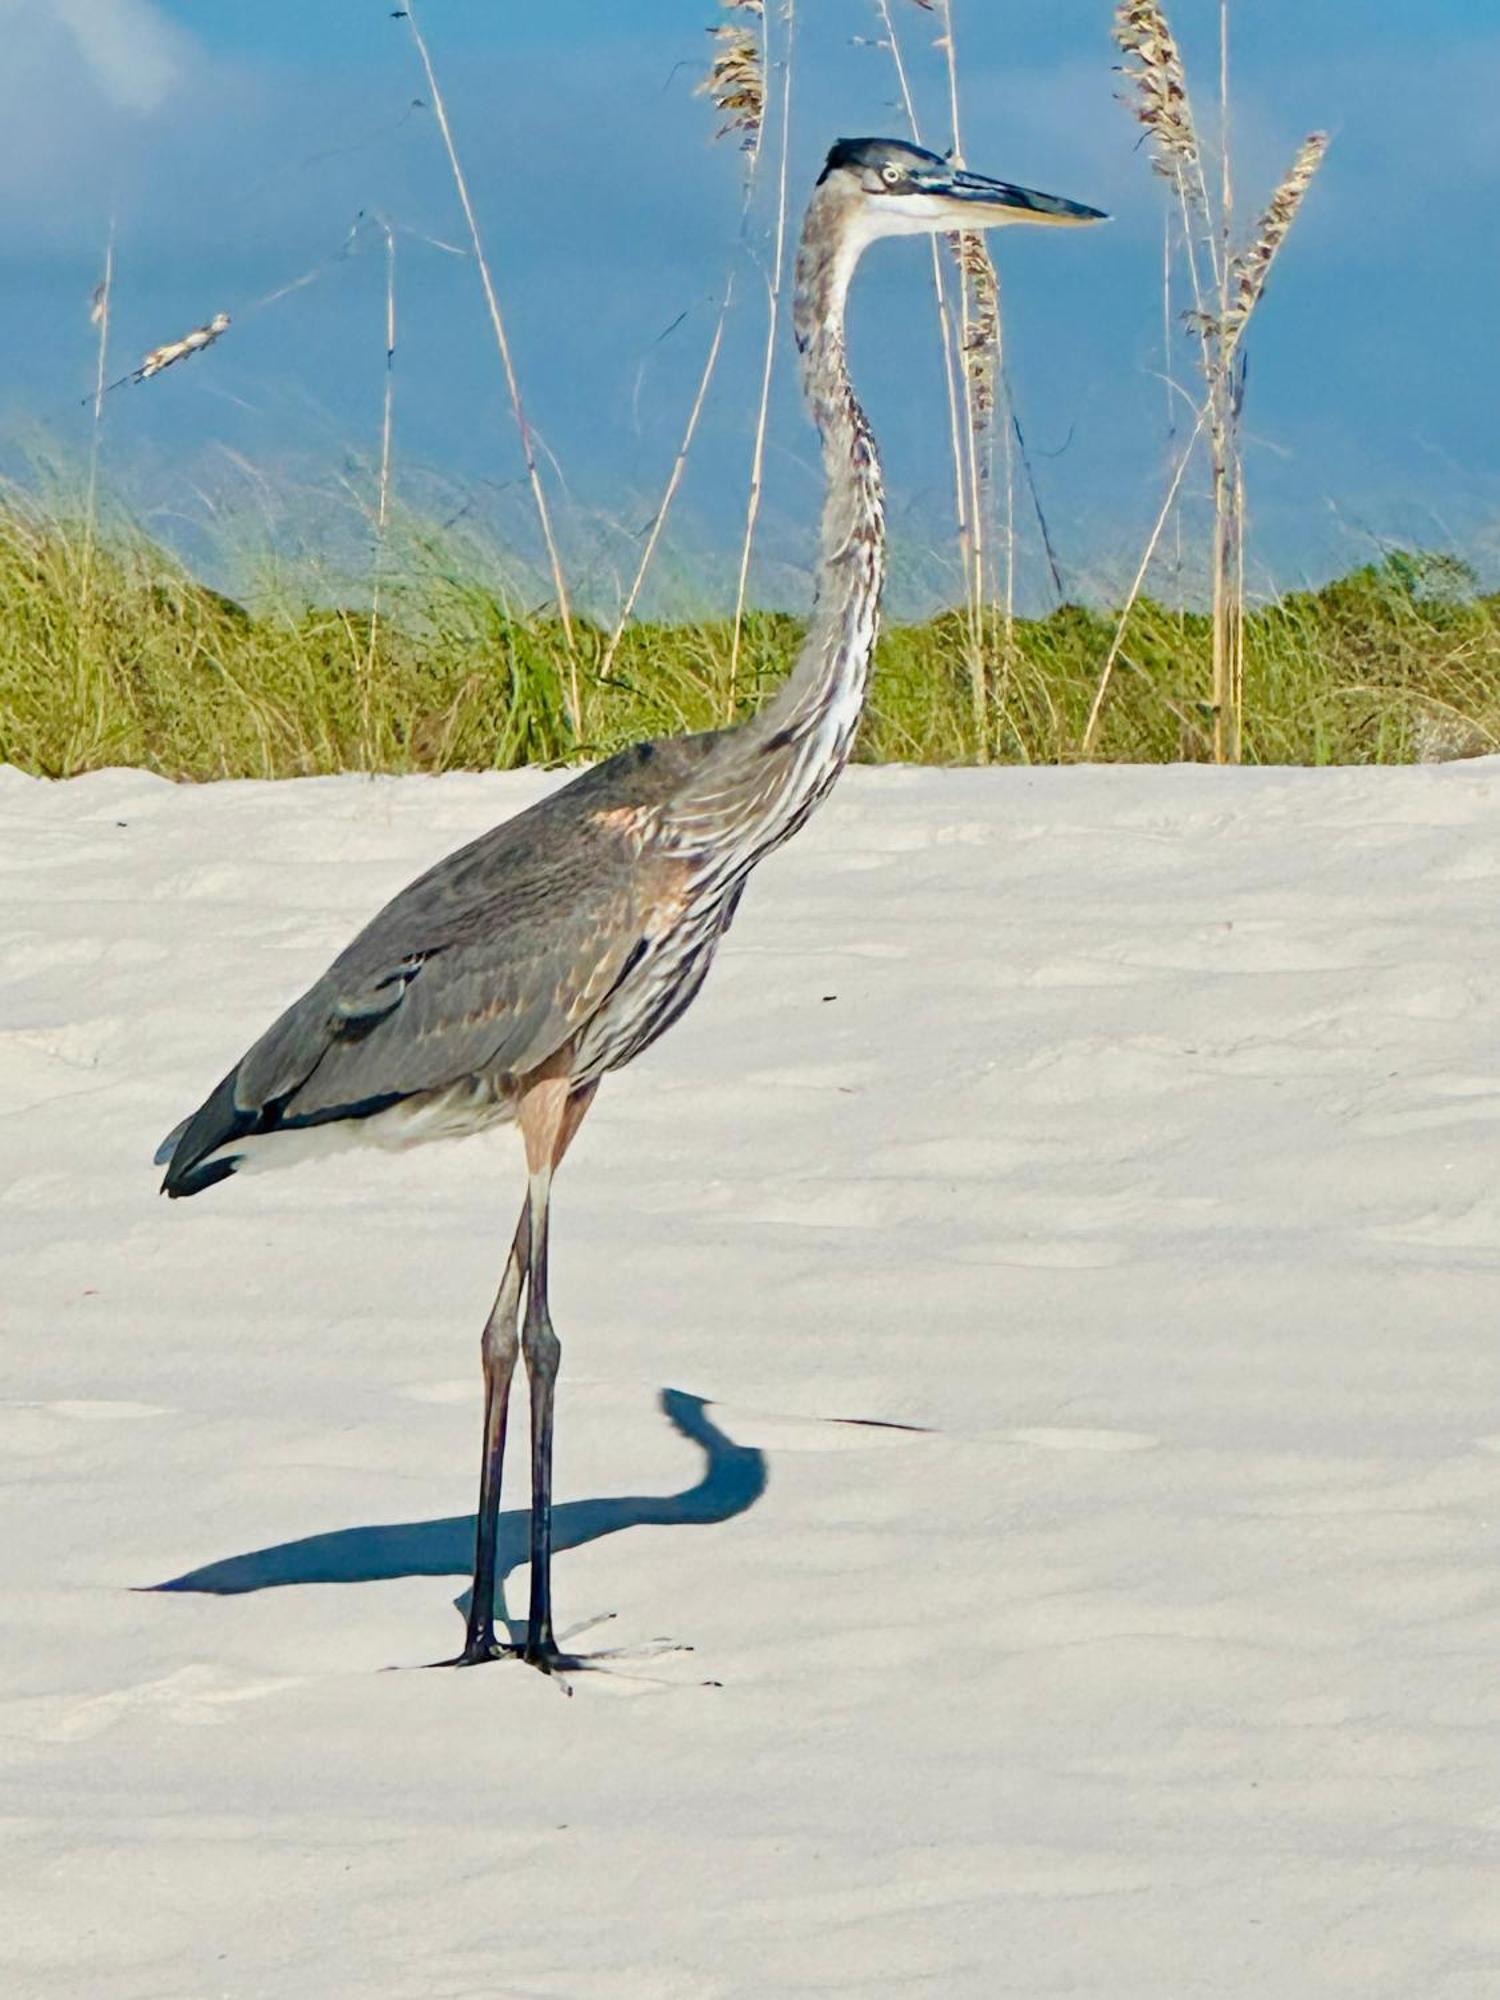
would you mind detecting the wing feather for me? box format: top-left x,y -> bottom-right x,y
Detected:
237,826 -> 656,1120
160,734 -> 725,1192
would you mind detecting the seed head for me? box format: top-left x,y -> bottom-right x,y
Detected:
699,1 -> 766,154
952,231 -> 999,430
1224,133 -> 1329,346
135,311 -> 232,383
1113,1 -> 1204,213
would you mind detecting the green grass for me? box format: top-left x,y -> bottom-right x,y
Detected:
1,493 -> 1495,779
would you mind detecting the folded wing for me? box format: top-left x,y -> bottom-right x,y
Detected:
160,786 -> 666,1195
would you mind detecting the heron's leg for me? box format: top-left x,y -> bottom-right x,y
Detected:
457,1195 -> 529,1664
521,1163 -> 560,1662
517,1079 -> 596,1671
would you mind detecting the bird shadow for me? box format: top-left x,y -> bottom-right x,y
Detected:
147,1388 -> 766,1639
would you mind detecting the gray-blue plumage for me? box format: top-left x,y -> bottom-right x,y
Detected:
159,735 -> 739,1194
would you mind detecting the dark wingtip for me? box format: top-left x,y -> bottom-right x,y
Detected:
162,1155 -> 240,1199
159,1067 -> 253,1199
153,1117 -> 188,1168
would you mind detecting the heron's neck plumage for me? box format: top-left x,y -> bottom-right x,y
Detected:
663,189 -> 884,861
746,199 -> 885,753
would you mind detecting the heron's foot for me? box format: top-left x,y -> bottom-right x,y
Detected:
424,1624 -> 699,1685
461,1637 -> 593,1677
421,1630 -> 572,1674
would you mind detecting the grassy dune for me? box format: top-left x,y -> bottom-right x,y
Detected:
1,499 -> 1493,779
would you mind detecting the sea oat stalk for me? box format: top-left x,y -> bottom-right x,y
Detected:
727,0 -> 792,716
1113,1 -> 1206,213
869,0 -> 968,608
1081,405 -> 1207,754
600,283 -> 736,681
602,1 -> 768,683
81,229 -> 114,615
700,0 -> 766,148
401,0 -> 578,728
365,217 -> 398,763
134,312 -> 230,383
1099,0 -> 1327,763
932,0 -> 1003,755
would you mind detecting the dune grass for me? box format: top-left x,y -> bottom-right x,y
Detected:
0,494 -> 1494,781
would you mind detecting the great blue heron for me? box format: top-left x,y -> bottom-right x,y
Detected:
159,138 -> 1104,1675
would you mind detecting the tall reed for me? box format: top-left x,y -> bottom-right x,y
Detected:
868,0 -> 968,609
365,215 -> 398,763
933,0 -> 1007,756
601,0 -> 768,687
867,0 -> 1007,757
82,230 -> 114,616
400,0 -> 579,730
1086,0 -> 1328,760
727,0 -> 795,716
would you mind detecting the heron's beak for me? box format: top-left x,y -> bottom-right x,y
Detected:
927,168 -> 1107,229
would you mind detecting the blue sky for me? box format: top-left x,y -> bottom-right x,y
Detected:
1,1 -> 1494,614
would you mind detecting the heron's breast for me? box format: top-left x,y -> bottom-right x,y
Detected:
574,877 -> 739,1080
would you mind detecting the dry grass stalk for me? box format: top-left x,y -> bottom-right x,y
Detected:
1160,214 -> 1186,591
929,0 -> 1002,756
1081,404 -> 1207,754
954,230 -> 999,431
600,284 -> 735,682
604,6 -> 769,683
1209,0 -> 1237,762
1114,0 -> 1214,652
952,225 -> 1007,698
135,312 -> 230,383
873,0 -> 1056,677
727,0 -> 793,716
699,1 -> 766,152
82,231 -> 115,616
1114,0 -> 1219,330
1096,1 -> 1327,765
868,1 -> 968,604
401,1 -> 579,727
375,226 -> 397,538
603,2 -> 770,685
365,217 -> 398,762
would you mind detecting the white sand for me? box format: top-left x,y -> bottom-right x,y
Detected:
3,759 -> 1500,1999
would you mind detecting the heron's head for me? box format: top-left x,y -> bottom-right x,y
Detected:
816,136 -> 1106,243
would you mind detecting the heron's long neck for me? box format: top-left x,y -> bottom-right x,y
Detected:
661,201 -> 882,860
658,196 -> 885,866
744,207 -> 885,761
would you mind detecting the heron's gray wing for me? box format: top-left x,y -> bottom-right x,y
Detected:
160,737 -> 728,1195
234,825 -> 660,1122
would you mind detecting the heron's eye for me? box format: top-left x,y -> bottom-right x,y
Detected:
881,164 -> 903,187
